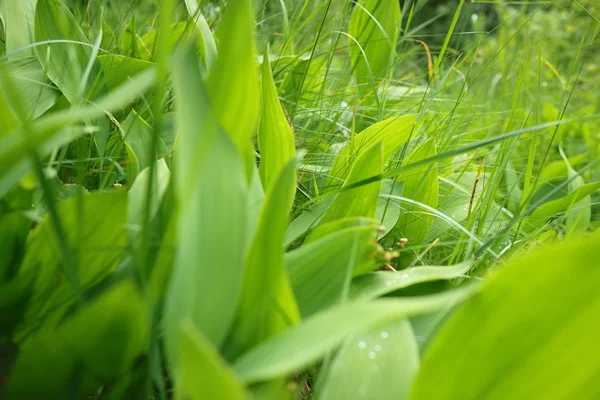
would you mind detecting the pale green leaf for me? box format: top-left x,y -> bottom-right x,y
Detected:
525,182 -> 600,228
164,129 -> 248,360
122,109 -> 169,181
170,43 -> 220,206
326,114 -> 418,188
233,287 -> 474,383
176,320 -> 249,400
184,0 -> 217,69
225,155 -> 301,360
0,0 -> 36,58
207,0 -> 259,173
35,0 -> 105,103
350,260 -> 472,302
391,140 -> 438,266
0,57 -> 59,121
319,319 -> 419,400
258,49 -> 296,191
348,0 -> 401,90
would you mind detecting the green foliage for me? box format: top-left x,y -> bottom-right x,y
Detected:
411,233 -> 600,400
0,0 -> 599,398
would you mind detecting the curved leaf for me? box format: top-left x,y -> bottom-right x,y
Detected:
233,287 -> 475,383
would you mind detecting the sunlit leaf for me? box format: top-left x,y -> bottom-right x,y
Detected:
411,233 -> 600,400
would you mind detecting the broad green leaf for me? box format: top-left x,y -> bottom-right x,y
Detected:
537,153 -> 588,183
319,319 -> 419,400
35,0 -> 105,103
0,57 -> 59,121
233,287 -> 475,383
225,156 -> 301,360
0,0 -> 36,58
17,190 -> 128,329
165,33 -> 248,363
0,67 -> 155,198
164,129 -> 248,361
326,114 -> 418,188
306,216 -> 379,244
6,281 -> 148,398
127,158 -> 171,232
390,140 -> 438,267
97,54 -> 153,90
286,223 -> 379,317
258,49 -> 296,191
127,159 -> 171,276
207,0 -> 259,174
348,0 -> 401,90
525,182 -> 600,229
284,197 -> 333,247
176,320 -> 249,400
319,141 -> 383,225
350,260 -> 472,302
121,16 -> 138,57
184,0 -> 217,69
170,44 -> 220,205
122,109 -> 168,182
246,167 -> 265,249
411,233 -> 600,400
562,152 -> 591,233
375,179 -> 404,238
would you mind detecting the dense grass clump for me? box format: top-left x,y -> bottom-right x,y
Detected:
1,0 -> 599,398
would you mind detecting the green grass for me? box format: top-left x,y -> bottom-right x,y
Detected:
1,0 -> 600,399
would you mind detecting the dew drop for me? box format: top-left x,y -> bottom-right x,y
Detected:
401,273 -> 409,279
381,331 -> 389,339
374,344 -> 382,352
358,340 -> 366,349
372,365 -> 379,373
368,352 -> 376,359
386,280 -> 392,286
